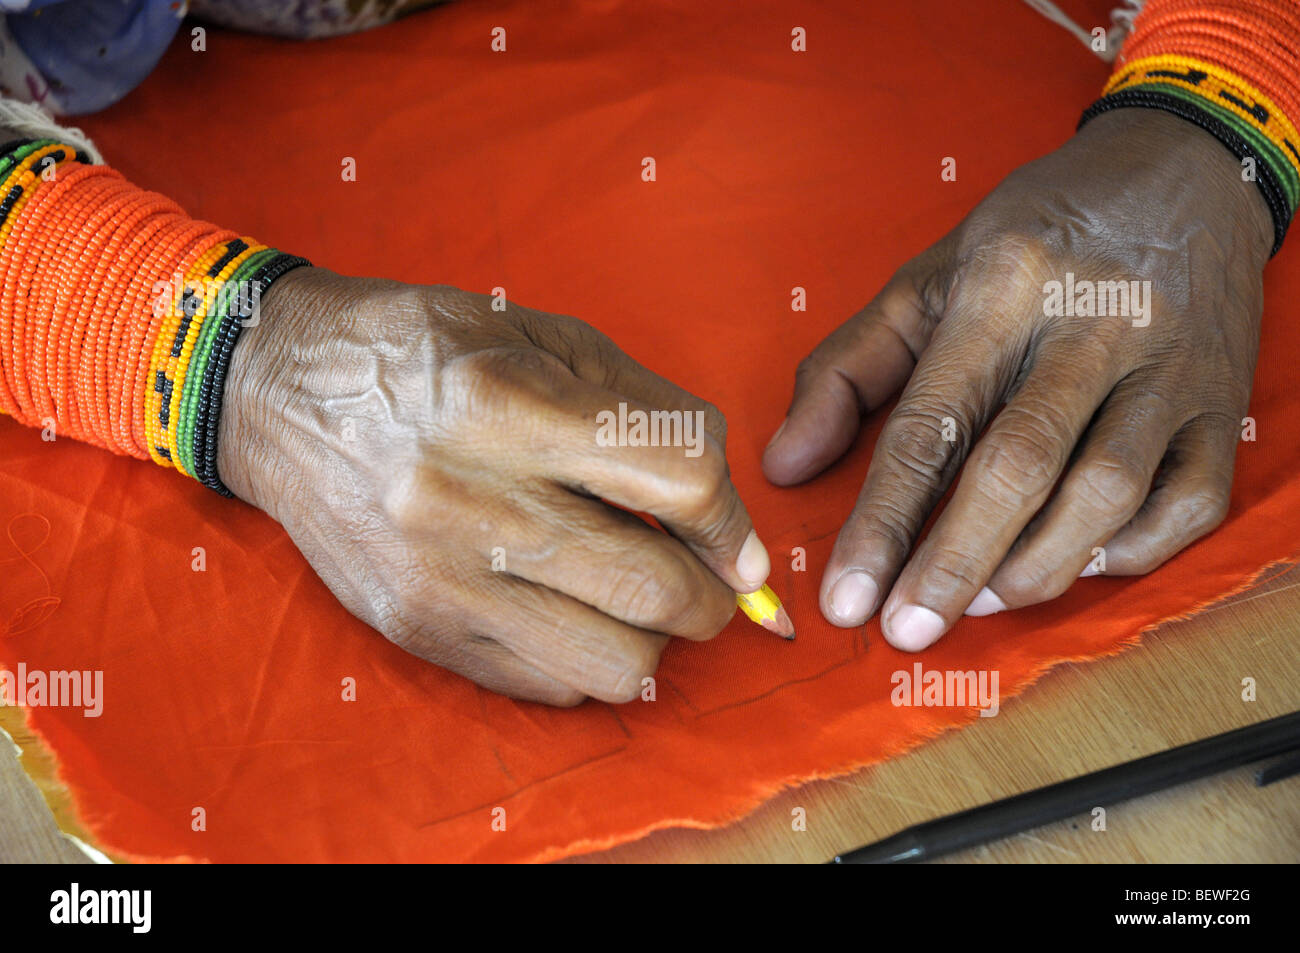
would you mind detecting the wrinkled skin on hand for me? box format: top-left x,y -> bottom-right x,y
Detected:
218,271 -> 772,705
764,109 -> 1274,651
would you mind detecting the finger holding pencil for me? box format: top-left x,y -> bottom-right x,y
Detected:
225,276 -> 791,707
527,311 -> 796,644
545,371 -> 794,643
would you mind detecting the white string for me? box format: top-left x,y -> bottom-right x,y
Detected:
0,97 -> 103,164
1022,0 -> 1146,63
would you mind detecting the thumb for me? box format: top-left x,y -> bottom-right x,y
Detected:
763,259 -> 943,486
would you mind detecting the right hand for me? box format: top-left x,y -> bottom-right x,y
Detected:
216,268 -> 770,705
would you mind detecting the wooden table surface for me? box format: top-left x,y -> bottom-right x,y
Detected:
4,562 -> 1299,864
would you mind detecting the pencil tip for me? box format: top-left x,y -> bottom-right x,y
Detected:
762,605 -> 796,640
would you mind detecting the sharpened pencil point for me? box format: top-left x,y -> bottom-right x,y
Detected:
769,605 -> 795,640
736,583 -> 795,640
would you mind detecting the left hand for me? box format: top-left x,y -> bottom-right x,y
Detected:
763,108 -> 1274,650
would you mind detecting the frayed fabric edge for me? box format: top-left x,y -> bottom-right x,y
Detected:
7,554 -> 1296,866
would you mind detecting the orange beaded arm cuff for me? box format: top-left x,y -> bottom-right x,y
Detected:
0,139 -> 309,495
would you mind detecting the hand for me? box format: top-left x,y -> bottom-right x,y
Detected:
764,109 -> 1273,650
218,269 -> 770,704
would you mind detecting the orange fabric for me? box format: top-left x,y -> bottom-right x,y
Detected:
3,0 -> 1299,863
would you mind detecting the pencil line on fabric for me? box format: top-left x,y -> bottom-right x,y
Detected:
608,709 -> 632,739
491,747 -> 516,785
657,676 -> 697,714
416,745 -> 630,830
417,630 -> 866,830
688,628 -> 869,718
693,654 -> 861,717
656,630 -> 862,716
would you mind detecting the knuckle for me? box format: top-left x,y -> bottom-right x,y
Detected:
1073,456 -> 1151,516
608,547 -> 732,637
1200,406 -> 1246,434
694,482 -> 744,553
850,507 -> 917,565
458,634 -> 587,707
602,558 -> 684,628
380,472 -> 425,531
674,447 -> 730,519
552,313 -> 623,378
451,346 -> 567,415
609,641 -> 663,703
882,408 -> 958,483
448,346 -> 517,388
1113,541 -> 1164,576
992,229 -> 1046,259
794,354 -> 822,388
970,427 -> 1061,506
380,467 -> 464,535
1172,487 -> 1230,536
966,227 -> 1056,278
918,544 -> 985,592
621,556 -> 729,637
996,560 -> 1065,606
700,401 -> 727,444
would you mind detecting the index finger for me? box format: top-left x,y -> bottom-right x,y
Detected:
820,288 -> 1029,627
477,346 -> 771,595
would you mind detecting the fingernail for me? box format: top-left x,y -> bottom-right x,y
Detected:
735,530 -> 770,591
965,586 -> 1007,617
828,571 -> 878,626
765,416 -> 789,451
885,604 -> 946,651
1079,564 -> 1101,577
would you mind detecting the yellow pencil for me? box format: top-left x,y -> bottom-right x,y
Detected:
736,583 -> 795,640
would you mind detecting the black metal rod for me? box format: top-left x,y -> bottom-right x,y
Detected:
833,710 -> 1300,864
1256,749 -> 1300,787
